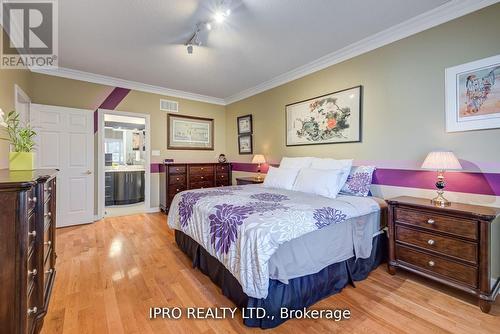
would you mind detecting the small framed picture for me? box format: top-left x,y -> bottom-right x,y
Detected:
238,134 -> 253,155
237,114 -> 253,135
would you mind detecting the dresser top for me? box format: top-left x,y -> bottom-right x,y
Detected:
0,169 -> 58,189
161,162 -> 230,165
387,196 -> 500,221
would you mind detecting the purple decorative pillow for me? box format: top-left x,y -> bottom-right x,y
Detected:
340,166 -> 376,197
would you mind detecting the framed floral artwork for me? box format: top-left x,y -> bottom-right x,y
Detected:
445,54 -> 500,132
285,86 -> 362,146
238,134 -> 253,155
237,114 -> 253,134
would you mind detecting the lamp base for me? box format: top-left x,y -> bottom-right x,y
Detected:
431,191 -> 451,207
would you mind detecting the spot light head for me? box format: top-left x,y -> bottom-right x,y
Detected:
214,11 -> 225,23
187,44 -> 193,54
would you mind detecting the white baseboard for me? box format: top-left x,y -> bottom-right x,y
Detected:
145,207 -> 160,213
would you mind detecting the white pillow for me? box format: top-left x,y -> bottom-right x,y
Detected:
310,158 -> 353,188
263,166 -> 300,190
279,157 -> 313,169
293,168 -> 344,198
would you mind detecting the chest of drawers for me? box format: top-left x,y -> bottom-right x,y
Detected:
387,196 -> 500,313
159,163 -> 232,213
0,169 -> 58,334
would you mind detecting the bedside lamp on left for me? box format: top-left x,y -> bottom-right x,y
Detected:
252,154 -> 266,181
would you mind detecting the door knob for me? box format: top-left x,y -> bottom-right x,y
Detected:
85,170 -> 92,175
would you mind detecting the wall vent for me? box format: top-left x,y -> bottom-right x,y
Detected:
160,99 -> 179,112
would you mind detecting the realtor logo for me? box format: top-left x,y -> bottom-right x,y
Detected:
1,0 -> 58,69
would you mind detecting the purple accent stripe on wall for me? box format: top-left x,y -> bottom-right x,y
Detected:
230,163 -> 500,196
99,87 -> 131,110
94,87 -> 132,133
150,163 -> 161,173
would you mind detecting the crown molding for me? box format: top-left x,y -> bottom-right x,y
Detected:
224,0 -> 499,105
30,67 -> 226,105
29,0 -> 498,106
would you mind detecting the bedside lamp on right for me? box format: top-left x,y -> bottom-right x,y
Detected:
252,154 -> 266,181
421,151 -> 462,207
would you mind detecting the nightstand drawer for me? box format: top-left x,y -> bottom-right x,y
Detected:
396,245 -> 478,287
169,174 -> 186,185
395,207 -> 477,240
395,226 -> 477,264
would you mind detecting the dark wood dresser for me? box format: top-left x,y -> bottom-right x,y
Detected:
159,163 -> 231,213
387,196 -> 500,313
0,169 -> 58,334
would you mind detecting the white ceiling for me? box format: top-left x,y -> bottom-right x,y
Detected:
55,0 -> 490,103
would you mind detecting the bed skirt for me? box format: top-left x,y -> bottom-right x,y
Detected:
175,230 -> 387,328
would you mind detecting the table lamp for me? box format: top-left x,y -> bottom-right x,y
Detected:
252,154 -> 266,181
421,151 -> 462,207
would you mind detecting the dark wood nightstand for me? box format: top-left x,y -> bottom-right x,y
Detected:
236,176 -> 264,185
387,196 -> 500,313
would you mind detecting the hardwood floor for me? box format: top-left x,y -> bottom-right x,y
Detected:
41,213 -> 500,334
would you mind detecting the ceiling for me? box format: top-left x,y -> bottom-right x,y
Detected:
56,0 -> 480,102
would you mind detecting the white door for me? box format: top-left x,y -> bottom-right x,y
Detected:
30,104 -> 94,227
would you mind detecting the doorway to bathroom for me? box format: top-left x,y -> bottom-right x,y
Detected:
97,109 -> 151,218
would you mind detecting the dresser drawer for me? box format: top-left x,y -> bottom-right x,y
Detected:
27,283 -> 38,334
396,226 -> 477,264
216,164 -> 229,173
216,180 -> 230,187
44,251 -> 54,297
395,207 -> 478,240
190,174 -> 214,183
27,250 -> 38,293
216,172 -> 229,182
168,166 -> 186,174
189,165 -> 214,175
169,174 -> 186,185
189,181 -> 213,189
27,188 -> 37,213
169,184 -> 186,196
28,213 -> 36,254
396,245 -> 478,287
44,180 -> 54,203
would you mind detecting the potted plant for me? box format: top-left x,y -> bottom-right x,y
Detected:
0,109 -> 37,170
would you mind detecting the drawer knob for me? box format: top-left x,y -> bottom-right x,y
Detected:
221,175 -> 224,178
45,212 -> 52,218
201,176 -> 204,179
427,239 -> 435,245
28,269 -> 38,277
201,168 -> 204,170
27,307 -> 38,315
176,177 -> 180,181
427,219 -> 435,225
176,189 -> 180,192
28,231 -> 36,238
28,197 -> 37,203
45,268 -> 54,274
47,187 -> 52,191
45,241 -> 52,246
428,260 -> 435,267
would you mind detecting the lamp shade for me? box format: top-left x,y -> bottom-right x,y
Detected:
421,151 -> 462,170
252,154 -> 266,164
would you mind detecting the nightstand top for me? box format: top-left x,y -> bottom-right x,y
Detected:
236,176 -> 264,184
387,196 -> 500,221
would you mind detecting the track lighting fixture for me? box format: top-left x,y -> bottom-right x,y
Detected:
185,1 -> 231,55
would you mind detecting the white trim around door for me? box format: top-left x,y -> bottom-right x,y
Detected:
97,109 -> 151,219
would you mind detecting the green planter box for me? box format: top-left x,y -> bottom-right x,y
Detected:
9,152 -> 35,171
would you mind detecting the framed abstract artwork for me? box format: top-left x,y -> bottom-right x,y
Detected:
445,54 -> 500,132
285,86 -> 362,146
167,114 -> 214,150
238,134 -> 253,155
237,114 -> 253,134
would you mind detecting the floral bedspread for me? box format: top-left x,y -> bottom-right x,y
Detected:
167,184 -> 380,299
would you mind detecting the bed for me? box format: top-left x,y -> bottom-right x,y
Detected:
167,184 -> 387,328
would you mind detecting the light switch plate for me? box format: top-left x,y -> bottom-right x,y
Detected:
152,150 -> 161,156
